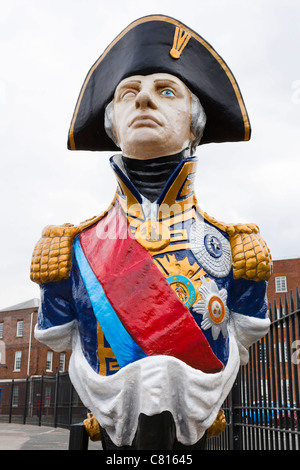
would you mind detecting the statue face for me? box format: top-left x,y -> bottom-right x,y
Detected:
112,73 -> 194,159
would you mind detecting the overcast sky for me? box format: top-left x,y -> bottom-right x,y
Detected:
1,0 -> 299,309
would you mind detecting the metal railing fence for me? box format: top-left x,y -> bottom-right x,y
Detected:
0,370 -> 88,429
208,288 -> 300,450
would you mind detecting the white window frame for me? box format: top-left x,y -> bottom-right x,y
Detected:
46,351 -> 53,372
275,276 -> 287,293
16,321 -> 23,337
0,323 -> 3,338
59,353 -> 66,372
14,351 -> 22,372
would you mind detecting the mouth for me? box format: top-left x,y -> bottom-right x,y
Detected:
130,114 -> 162,128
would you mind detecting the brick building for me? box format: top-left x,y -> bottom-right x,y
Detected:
0,298 -> 71,381
0,299 -> 76,423
267,257 -> 300,308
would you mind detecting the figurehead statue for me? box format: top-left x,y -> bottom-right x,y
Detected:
31,15 -> 272,450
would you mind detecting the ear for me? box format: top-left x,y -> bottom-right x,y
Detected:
104,100 -> 121,148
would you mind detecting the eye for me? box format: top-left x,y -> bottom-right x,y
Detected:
121,89 -> 138,100
161,89 -> 175,97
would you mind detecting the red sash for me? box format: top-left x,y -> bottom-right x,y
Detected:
79,200 -> 223,373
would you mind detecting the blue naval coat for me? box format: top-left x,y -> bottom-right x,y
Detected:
31,155 -> 272,377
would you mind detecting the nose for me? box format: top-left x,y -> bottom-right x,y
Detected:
135,90 -> 157,110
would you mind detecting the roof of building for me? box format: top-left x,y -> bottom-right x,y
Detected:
0,298 -> 40,312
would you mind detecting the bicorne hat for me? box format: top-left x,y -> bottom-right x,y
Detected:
68,14 -> 251,151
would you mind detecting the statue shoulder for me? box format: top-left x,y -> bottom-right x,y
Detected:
30,214 -> 104,285
203,212 -> 273,282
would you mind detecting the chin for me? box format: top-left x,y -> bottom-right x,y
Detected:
123,137 -> 180,159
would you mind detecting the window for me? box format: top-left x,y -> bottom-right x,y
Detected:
0,346 -> 5,365
258,341 -> 267,362
59,353 -> 66,372
275,276 -> 287,293
12,386 -> 19,407
46,351 -> 53,372
277,341 -> 289,362
45,386 -> 51,408
14,351 -> 22,371
16,321 -> 23,337
0,323 -> 3,338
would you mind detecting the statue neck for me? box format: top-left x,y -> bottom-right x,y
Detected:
122,151 -> 186,203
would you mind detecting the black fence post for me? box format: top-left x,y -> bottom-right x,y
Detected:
296,286 -> 300,310
231,371 -> 242,450
68,380 -> 74,427
54,368 -> 59,428
38,371 -> 44,427
23,376 -> 29,425
9,379 -> 14,423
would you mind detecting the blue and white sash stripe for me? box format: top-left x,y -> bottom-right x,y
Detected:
74,236 -> 147,368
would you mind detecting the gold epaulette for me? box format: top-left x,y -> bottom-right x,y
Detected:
30,214 -> 104,285
204,212 -> 273,282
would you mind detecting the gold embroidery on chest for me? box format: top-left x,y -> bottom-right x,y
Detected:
154,254 -> 206,307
